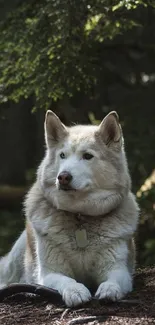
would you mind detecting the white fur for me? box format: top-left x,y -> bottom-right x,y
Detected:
0,111 -> 139,307
0,232 -> 26,287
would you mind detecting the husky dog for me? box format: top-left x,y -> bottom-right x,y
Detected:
0,110 -> 139,307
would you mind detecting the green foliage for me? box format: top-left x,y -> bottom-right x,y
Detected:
0,0 -> 150,108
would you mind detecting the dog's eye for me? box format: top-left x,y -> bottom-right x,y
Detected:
60,152 -> 65,159
83,153 -> 94,160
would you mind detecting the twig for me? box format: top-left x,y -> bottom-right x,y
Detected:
60,308 -> 70,320
119,299 -> 141,304
46,305 -> 64,318
92,297 -> 141,305
0,283 -> 63,304
68,316 -> 107,325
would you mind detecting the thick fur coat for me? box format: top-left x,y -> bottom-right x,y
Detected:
0,111 -> 139,307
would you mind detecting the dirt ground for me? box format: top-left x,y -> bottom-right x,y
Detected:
0,267 -> 155,325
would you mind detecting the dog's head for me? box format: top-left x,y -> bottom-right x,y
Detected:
38,110 -> 130,212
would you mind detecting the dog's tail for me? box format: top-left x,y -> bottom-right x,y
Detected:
0,231 -> 26,288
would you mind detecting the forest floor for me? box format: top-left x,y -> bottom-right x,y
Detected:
0,267 -> 155,325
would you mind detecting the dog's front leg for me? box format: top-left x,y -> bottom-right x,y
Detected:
95,265 -> 132,301
39,272 -> 91,307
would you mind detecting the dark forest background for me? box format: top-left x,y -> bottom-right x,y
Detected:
0,0 -> 155,266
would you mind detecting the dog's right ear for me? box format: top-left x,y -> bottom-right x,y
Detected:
45,110 -> 68,147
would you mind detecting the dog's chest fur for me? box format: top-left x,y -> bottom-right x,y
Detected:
32,209 -> 115,251
28,199 -> 134,289
31,213 -> 106,287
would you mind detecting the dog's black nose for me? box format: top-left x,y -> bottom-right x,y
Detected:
58,171 -> 72,185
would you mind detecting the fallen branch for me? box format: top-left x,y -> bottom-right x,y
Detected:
0,283 -> 63,304
0,185 -> 28,207
0,185 -> 27,199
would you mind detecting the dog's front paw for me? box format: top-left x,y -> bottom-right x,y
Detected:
62,283 -> 91,307
95,281 -> 123,301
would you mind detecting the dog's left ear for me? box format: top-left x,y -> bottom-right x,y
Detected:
97,111 -> 122,147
